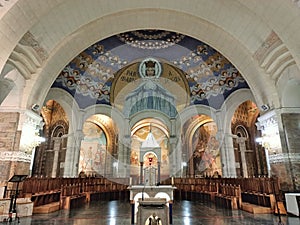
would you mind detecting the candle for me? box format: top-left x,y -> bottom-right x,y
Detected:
171,177 -> 174,185
129,177 -> 132,186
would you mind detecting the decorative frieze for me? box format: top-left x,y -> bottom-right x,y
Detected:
0,151 -> 31,163
269,153 -> 300,164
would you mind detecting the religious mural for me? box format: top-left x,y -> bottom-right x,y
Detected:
112,58 -> 189,116
192,122 -> 221,177
79,121 -> 107,176
48,30 -> 251,180
52,30 -> 249,110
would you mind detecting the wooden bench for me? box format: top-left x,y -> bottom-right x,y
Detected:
242,192 -> 275,208
33,201 -> 60,214
241,192 -> 287,214
60,194 -> 87,210
215,184 -> 241,209
241,202 -> 273,214
30,191 -> 61,207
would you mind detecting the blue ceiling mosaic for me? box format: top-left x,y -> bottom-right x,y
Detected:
51,30 -> 249,109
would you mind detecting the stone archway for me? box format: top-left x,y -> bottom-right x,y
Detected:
130,119 -> 170,183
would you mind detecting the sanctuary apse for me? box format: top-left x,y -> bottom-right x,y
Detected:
0,27 -> 299,197
30,55 -> 264,185
2,1 -> 300,223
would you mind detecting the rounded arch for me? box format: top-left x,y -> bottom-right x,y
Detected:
131,118 -> 169,138
234,125 -> 249,139
220,88 -> 256,134
133,192 -> 149,224
45,88 -> 82,133
154,192 -> 171,205
143,151 -> 158,159
187,117 -> 215,145
142,151 -> 158,168
83,115 -> 111,149
83,104 -> 122,122
51,122 -> 68,138
183,115 -> 220,177
129,110 -> 172,133
178,104 -> 217,127
82,104 -> 127,137
24,6 -> 278,113
215,88 -> 256,177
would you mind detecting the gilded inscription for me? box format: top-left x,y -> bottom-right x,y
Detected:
119,69 -> 138,83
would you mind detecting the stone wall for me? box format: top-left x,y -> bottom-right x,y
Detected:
0,112 -> 30,182
0,112 -> 19,181
0,112 -> 19,152
281,113 -> 300,191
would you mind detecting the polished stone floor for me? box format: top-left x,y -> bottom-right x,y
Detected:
9,200 -> 300,225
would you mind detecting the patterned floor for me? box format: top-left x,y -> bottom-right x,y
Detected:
12,200 -> 300,225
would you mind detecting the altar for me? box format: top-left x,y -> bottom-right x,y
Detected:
127,100 -> 176,224
129,185 -> 176,225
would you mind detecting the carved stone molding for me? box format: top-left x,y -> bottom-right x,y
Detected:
257,110 -> 278,131
269,153 -> 300,164
254,30 -> 296,81
0,151 -> 31,163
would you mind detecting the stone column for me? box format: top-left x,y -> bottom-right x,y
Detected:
275,111 -> 300,191
256,110 -> 282,178
215,110 -> 237,178
0,110 -> 44,182
121,134 -> 131,178
19,110 -> 44,153
219,133 -> 237,178
0,112 -> 20,182
236,137 -> 248,178
185,133 -> 193,177
18,110 -> 44,177
169,137 -> 179,177
51,138 -> 61,178
140,162 -> 144,184
255,109 -> 300,191
117,142 -> 125,176
63,130 -> 84,177
169,118 -> 181,177
157,161 -> 161,184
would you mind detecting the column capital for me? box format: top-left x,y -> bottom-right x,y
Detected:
256,109 -> 278,131
18,109 -> 44,130
19,110 -> 44,153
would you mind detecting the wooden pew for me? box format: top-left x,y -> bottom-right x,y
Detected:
215,184 -> 241,210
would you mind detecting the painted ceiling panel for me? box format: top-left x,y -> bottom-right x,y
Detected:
51,30 -> 249,110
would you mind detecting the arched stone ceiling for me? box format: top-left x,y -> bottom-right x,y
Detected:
0,0 -> 299,111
